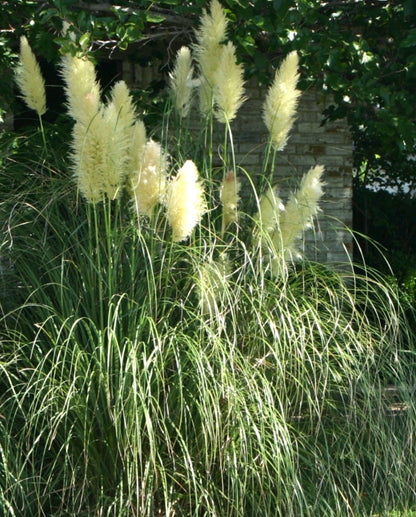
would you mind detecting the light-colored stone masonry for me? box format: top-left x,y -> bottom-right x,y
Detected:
124,63 -> 353,264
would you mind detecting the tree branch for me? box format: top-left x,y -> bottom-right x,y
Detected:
75,2 -> 194,27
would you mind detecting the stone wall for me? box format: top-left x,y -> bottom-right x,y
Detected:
122,62 -> 353,264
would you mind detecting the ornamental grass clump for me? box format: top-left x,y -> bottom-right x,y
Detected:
2,1 -> 416,516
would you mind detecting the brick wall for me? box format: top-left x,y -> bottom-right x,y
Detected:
125,63 -> 353,264
232,82 -> 354,264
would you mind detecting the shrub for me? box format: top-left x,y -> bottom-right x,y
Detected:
1,2 -> 415,515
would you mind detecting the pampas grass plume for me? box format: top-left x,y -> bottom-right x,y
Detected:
107,80 -> 137,126
263,51 -> 301,151
170,46 -> 194,117
195,0 -> 228,52
61,53 -> 101,123
194,0 -> 228,114
15,36 -> 46,116
101,81 -> 137,199
275,165 -> 325,258
128,120 -> 147,179
130,139 -> 168,218
166,160 -> 206,242
257,185 -> 284,232
220,170 -> 241,233
72,113 -> 106,203
255,185 -> 284,250
70,81 -> 131,203
69,75 -> 138,203
214,42 -> 246,123
64,53 -> 104,203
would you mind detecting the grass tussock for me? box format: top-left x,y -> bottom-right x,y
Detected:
1,152 -> 415,516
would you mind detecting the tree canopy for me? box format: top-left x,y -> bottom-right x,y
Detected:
1,0 -> 415,191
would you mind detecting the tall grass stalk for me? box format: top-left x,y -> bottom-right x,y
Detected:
1,1 -> 416,515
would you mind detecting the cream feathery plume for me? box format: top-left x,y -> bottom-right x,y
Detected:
166,160 -> 206,242
71,79 -> 138,203
274,165 -> 325,259
60,53 -> 101,124
214,42 -> 246,123
195,0 -> 228,54
197,253 -> 230,315
63,56 -> 136,202
170,46 -> 195,117
101,81 -> 137,199
127,120 -> 147,181
71,111 -> 107,203
254,185 -> 284,250
263,51 -> 301,151
220,170 -> 241,234
61,53 -> 104,202
15,36 -> 46,116
107,80 -> 137,127
256,185 -> 284,232
130,139 -> 168,218
194,0 -> 228,114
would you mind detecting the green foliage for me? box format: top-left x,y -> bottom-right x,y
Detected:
291,1 -> 416,191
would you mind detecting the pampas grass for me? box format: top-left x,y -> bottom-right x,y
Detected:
127,120 -> 147,185
170,46 -> 195,118
71,110 -> 107,203
1,3 -> 416,516
197,252 -> 230,315
130,139 -> 168,218
61,53 -> 105,202
214,42 -> 246,123
101,81 -> 136,199
166,159 -> 206,242
263,50 -> 301,151
256,184 -> 285,236
194,0 -> 228,114
253,167 -> 325,276
277,164 -> 325,259
60,53 -> 101,123
15,36 -> 46,117
63,60 -> 137,202
220,170 -> 241,234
